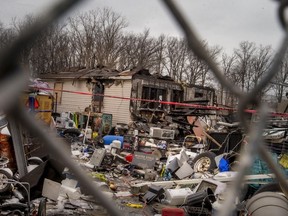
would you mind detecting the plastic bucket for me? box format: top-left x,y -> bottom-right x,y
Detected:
111,140 -> 122,149
102,135 -> 123,147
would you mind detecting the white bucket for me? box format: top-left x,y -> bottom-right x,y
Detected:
86,127 -> 92,139
111,140 -> 121,149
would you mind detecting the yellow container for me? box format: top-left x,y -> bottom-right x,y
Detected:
22,93 -> 53,125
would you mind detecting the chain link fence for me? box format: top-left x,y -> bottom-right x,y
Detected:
1,0 -> 288,215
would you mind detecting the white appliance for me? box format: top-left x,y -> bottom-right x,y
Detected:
149,127 -> 175,139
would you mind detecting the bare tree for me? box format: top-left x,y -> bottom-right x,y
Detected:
95,8 -> 128,68
118,29 -> 162,70
164,37 -> 187,81
151,34 -> 166,75
68,10 -> 100,68
0,22 -> 15,50
219,53 -> 238,106
184,42 -> 221,86
11,15 -> 71,75
250,45 -> 273,97
199,44 -> 221,86
31,23 -> 70,74
117,35 -> 132,71
68,8 -> 127,69
272,52 -> 288,103
219,42 -> 272,106
5,7 -> 276,98
11,15 -> 36,69
233,41 -> 256,91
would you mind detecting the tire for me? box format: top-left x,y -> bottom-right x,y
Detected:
0,168 -> 12,193
191,152 -> 217,172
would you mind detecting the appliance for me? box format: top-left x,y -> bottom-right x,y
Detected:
149,127 -> 175,139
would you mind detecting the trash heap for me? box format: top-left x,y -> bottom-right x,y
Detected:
1,115 -> 288,216
36,118 -> 288,216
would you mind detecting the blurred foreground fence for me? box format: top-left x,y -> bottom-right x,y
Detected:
1,0 -> 288,215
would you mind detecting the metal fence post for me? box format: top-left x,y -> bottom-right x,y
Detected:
7,116 -> 28,178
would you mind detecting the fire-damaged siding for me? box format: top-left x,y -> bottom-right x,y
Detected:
102,79 -> 132,126
46,80 -> 92,113
130,77 -> 183,114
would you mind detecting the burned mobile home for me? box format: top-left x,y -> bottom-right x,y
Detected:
38,67 -> 217,126
129,69 -> 217,122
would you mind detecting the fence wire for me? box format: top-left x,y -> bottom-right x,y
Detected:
163,0 -> 288,216
0,0 -> 288,216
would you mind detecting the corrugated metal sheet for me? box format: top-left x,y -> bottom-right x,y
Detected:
102,80 -> 132,126
47,80 -> 92,113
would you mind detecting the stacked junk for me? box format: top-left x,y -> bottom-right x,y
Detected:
1,109 -> 288,216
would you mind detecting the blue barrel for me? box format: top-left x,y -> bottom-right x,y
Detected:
102,135 -> 124,148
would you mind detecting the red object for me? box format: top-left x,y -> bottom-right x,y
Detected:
162,208 -> 185,216
26,98 -> 40,109
34,99 -> 40,109
125,154 -> 133,162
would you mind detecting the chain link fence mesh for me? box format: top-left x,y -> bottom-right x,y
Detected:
1,0 -> 288,215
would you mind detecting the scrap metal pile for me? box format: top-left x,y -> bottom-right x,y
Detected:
32,113 -> 288,215
0,112 -> 288,215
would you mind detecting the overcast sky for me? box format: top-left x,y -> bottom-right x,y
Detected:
0,0 -> 285,54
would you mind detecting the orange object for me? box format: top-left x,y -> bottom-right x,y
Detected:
0,134 -> 16,172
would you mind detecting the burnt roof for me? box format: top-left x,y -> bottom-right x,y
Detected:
118,68 -> 149,76
121,68 -> 175,81
38,68 -> 119,80
38,67 -> 176,82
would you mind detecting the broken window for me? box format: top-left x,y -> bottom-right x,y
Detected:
195,91 -> 204,98
92,81 -> 104,112
141,86 -> 167,109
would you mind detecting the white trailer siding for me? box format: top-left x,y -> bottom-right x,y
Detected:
47,80 -> 92,113
102,80 -> 132,126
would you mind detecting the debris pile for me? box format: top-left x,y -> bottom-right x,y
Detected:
1,108 -> 288,215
